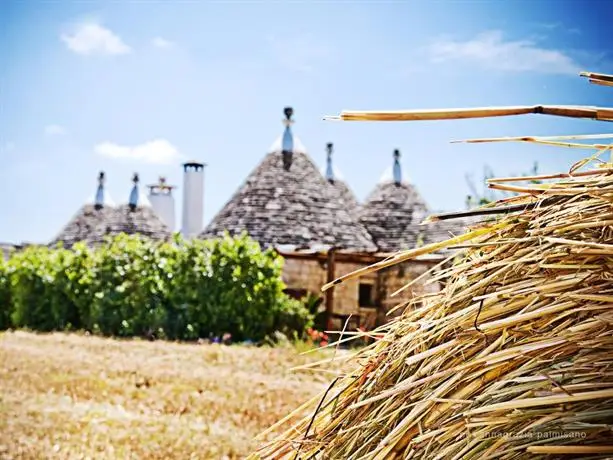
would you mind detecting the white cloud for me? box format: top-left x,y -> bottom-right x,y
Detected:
61,23 -> 131,56
268,34 -> 332,73
44,124 -> 67,136
152,37 -> 174,49
426,31 -> 581,75
95,139 -> 182,165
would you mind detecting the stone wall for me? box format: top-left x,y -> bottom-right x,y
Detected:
281,258 -> 327,298
333,261 -> 366,316
281,255 -> 442,328
281,258 -> 370,316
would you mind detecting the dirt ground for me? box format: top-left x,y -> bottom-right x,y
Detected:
0,331 -> 342,459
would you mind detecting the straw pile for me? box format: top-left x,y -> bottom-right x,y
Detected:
251,150 -> 613,459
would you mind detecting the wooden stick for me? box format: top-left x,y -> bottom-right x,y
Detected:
580,70 -> 613,82
589,78 -> 613,88
324,105 -> 613,123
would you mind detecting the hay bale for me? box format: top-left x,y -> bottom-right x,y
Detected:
251,156 -> 613,459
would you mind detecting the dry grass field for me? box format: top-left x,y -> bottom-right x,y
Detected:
0,331 -> 341,459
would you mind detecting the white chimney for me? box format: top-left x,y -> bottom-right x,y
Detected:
181,160 -> 205,239
147,177 -> 176,231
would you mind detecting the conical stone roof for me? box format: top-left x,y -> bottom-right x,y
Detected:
201,109 -> 376,252
359,151 -> 476,253
103,204 -> 171,242
50,172 -> 171,249
49,204 -> 115,248
358,179 -> 430,253
330,179 -> 361,218
321,143 -> 361,218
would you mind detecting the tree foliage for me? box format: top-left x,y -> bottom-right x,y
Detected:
0,232 -> 313,342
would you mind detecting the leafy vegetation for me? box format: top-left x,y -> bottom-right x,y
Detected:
0,232 -> 313,342
0,256 -> 11,330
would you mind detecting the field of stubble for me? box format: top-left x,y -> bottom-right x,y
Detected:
0,331 -> 340,459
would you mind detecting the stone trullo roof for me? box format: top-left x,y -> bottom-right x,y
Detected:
358,149 -> 473,253
200,108 -> 377,252
50,172 -> 171,249
332,180 -> 361,218
321,142 -> 361,218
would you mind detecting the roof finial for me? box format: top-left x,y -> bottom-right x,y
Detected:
95,171 -> 105,210
129,173 -> 139,211
326,142 -> 335,183
393,149 -> 402,186
281,106 -> 295,171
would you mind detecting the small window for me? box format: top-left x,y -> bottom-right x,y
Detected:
359,283 -> 375,307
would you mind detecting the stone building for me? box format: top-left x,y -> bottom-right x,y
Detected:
201,107 -> 468,330
50,172 -> 171,249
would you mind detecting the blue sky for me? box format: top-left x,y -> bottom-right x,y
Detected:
1,0 -> 612,244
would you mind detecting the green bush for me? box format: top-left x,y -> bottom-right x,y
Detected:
168,232 -> 309,342
2,232 -> 313,342
89,234 -> 173,337
0,256 -> 11,330
60,242 -> 96,330
273,296 -> 314,340
8,246 -> 78,331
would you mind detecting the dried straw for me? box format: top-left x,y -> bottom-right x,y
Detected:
581,71 -> 613,88
324,105 -> 613,122
451,133 -> 613,151
249,153 -> 613,459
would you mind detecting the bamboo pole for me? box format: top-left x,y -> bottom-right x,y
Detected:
580,71 -> 613,87
588,78 -> 613,87
324,105 -> 613,123
580,71 -> 613,83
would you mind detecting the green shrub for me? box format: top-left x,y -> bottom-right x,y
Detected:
60,242 -> 95,330
165,236 -> 212,340
169,232 -> 313,342
272,296 -> 314,340
89,234 -> 172,337
2,232 -> 313,342
8,245 -> 79,331
0,256 -> 11,330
